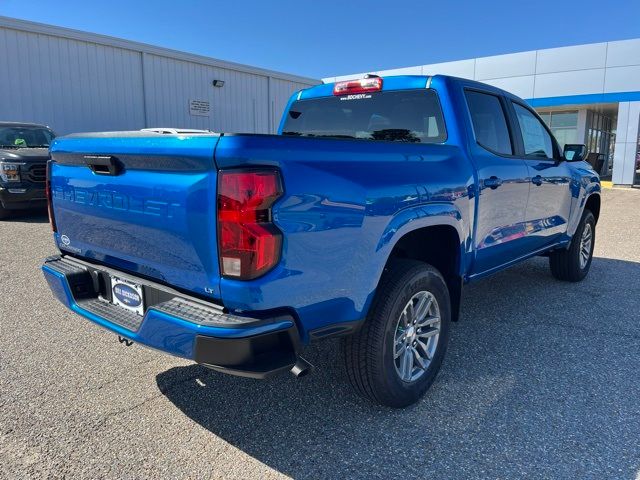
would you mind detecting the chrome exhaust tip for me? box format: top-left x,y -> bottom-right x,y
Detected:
291,357 -> 313,378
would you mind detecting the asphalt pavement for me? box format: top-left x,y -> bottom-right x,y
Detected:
1,188 -> 640,479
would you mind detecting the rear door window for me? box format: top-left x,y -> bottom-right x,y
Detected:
282,89 -> 446,144
465,90 -> 513,155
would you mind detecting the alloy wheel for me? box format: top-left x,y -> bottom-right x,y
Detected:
393,291 -> 441,383
579,223 -> 593,269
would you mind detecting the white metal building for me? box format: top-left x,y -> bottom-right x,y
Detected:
0,16 -> 318,136
326,40 -> 640,186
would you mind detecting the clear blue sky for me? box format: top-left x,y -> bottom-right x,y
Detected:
2,0 -> 639,79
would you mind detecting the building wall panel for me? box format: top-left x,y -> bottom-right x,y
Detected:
604,65 -> 640,93
331,72 -> 366,82
0,27 -> 146,134
269,78 -> 310,131
475,51 -> 537,80
0,18 -> 317,135
483,76 -> 535,99
421,59 -> 476,79
123,53 -> 312,134
330,38 -> 640,103
612,101 -> 640,185
375,66 -> 423,77
533,69 -> 606,98
535,43 -> 608,74
606,39 -> 640,67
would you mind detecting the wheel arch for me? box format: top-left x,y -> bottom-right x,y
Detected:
585,192 -> 601,224
380,221 -> 465,322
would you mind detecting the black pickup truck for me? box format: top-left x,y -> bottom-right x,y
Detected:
0,122 -> 56,219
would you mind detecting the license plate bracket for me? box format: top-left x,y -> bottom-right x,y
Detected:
110,276 -> 145,316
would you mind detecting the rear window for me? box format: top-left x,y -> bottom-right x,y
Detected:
282,89 -> 446,144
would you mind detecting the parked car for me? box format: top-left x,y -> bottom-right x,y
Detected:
41,75 -> 601,407
0,122 -> 55,219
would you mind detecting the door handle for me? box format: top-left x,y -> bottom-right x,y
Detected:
532,175 -> 543,186
484,176 -> 503,189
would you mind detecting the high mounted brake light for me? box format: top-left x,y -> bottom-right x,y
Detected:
333,77 -> 383,96
217,170 -> 283,280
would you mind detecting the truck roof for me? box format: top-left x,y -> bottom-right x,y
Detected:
297,74 -> 522,102
0,121 -> 51,128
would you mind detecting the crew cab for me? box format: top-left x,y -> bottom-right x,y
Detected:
42,75 -> 601,407
0,122 -> 56,218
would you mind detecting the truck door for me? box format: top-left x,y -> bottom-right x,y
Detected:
507,101 -> 572,250
464,89 -> 531,275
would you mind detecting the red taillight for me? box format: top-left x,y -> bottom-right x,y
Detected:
333,77 -> 383,96
45,160 -> 57,232
217,170 -> 283,279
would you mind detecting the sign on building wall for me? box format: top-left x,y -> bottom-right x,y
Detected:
189,99 -> 210,117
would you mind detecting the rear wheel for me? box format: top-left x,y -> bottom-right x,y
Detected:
342,259 -> 450,408
549,210 -> 596,282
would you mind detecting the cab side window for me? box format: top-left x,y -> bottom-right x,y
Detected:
512,103 -> 554,159
465,90 -> 513,155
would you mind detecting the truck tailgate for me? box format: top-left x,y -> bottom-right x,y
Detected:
49,133 -> 222,299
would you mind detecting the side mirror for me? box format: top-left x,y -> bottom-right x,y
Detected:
563,144 -> 588,162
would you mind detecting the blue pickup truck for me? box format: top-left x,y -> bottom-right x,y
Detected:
42,75 -> 600,407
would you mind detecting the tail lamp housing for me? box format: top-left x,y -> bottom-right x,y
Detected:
45,160 -> 57,232
217,170 -> 283,280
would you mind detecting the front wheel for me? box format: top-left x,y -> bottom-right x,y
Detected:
0,204 -> 11,220
549,210 -> 596,282
342,259 -> 450,408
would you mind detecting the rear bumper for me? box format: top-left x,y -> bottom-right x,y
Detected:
42,256 -> 301,378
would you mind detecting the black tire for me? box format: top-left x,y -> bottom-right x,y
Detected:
549,210 -> 596,282
342,259 -> 451,408
0,204 -> 11,220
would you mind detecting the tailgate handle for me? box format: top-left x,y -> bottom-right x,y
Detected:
83,155 -> 122,176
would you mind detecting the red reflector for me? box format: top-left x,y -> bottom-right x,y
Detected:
217,170 -> 283,279
333,77 -> 383,95
45,160 -> 57,232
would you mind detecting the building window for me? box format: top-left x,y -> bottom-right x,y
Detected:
536,110 -> 578,149
551,111 -> 578,128
586,110 -> 615,162
513,103 -> 554,158
538,112 -> 551,126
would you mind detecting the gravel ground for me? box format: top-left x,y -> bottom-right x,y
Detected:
1,188 -> 640,480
